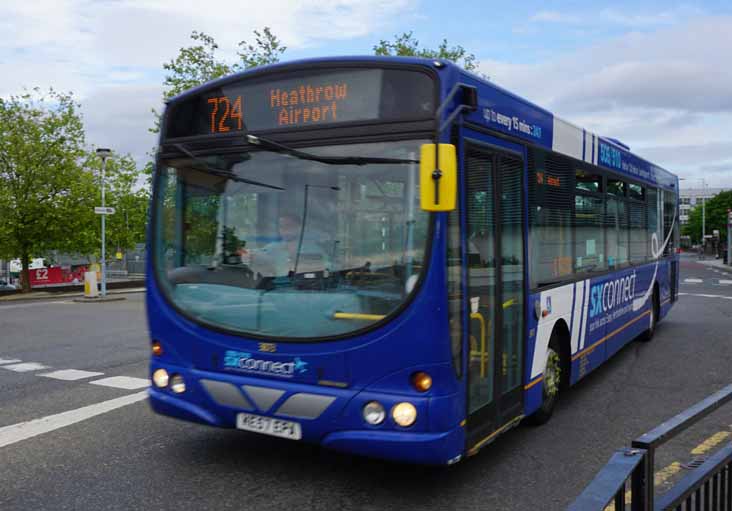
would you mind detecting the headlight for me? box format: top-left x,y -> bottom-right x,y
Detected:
392,402 -> 417,427
362,401 -> 386,425
152,369 -> 169,388
170,374 -> 186,394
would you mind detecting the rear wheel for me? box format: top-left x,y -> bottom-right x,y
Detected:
527,332 -> 563,425
640,290 -> 659,342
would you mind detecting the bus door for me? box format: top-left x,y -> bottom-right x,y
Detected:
462,137 -> 526,449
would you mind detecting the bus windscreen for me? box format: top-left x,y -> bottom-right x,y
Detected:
164,68 -> 435,139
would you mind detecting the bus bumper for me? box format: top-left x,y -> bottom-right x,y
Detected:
322,427 -> 464,465
148,372 -> 465,465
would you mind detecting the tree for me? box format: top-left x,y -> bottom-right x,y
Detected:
373,31 -> 480,72
0,89 -> 97,292
84,152 -> 149,261
683,191 -> 732,244
236,27 -> 287,71
151,27 -> 287,132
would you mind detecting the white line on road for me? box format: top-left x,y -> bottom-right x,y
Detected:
0,391 -> 148,449
0,359 -> 22,365
684,278 -> 703,283
89,376 -> 150,390
2,362 -> 49,372
40,369 -> 105,381
719,280 -> 732,285
678,292 -> 732,300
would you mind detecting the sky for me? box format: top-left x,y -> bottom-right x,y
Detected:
1,0 -> 731,187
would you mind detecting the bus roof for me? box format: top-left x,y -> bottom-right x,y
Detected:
167,55 -> 678,191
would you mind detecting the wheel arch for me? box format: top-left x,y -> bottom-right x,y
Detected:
550,318 -> 571,390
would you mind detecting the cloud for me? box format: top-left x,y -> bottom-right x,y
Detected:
483,17 -> 732,115
529,11 -> 582,24
528,5 -> 705,28
479,15 -> 732,186
0,0 -> 418,164
81,85 -> 163,166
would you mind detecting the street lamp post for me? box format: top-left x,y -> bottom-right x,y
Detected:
96,148 -> 112,297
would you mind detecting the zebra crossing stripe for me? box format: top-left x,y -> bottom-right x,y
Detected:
89,376 -> 150,390
40,369 -> 105,381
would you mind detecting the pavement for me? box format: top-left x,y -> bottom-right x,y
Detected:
0,286 -> 145,302
0,255 -> 731,510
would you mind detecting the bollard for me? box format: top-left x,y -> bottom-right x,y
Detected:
84,271 -> 99,298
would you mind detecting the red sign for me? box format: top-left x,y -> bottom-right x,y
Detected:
29,266 -> 88,288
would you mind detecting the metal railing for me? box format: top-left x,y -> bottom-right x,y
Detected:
569,384 -> 732,510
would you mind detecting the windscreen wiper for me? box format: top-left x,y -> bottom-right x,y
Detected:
245,134 -> 419,166
173,143 -> 285,191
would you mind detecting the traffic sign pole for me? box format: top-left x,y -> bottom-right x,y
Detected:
101,156 -> 107,297
727,210 -> 732,265
96,148 -> 112,298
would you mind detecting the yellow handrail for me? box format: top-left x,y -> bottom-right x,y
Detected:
333,312 -> 386,321
470,312 -> 487,378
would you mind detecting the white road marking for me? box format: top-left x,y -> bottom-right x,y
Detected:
89,376 -> 150,390
0,359 -> 22,365
40,369 -> 105,381
719,280 -> 732,285
679,292 -> 732,300
684,278 -> 703,283
2,362 -> 49,372
0,391 -> 148,449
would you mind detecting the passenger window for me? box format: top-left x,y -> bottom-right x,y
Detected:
575,170 -> 602,193
607,179 -> 626,196
628,183 -> 644,201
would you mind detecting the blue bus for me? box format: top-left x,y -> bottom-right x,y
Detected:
147,56 -> 679,465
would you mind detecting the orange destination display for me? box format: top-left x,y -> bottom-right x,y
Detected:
164,67 -> 435,138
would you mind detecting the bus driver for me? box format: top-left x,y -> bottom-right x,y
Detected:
251,213 -> 331,277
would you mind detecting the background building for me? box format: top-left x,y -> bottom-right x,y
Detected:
679,187 -> 730,225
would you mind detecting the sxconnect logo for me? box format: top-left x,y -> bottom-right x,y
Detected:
589,271 -> 637,319
223,350 -> 308,378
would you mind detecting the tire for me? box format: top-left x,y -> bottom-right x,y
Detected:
527,332 -> 563,425
639,290 -> 659,343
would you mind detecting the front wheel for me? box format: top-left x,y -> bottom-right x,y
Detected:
527,334 -> 563,425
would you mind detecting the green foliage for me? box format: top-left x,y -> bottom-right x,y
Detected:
151,28 -> 286,136
373,31 -> 480,72
162,31 -> 233,101
682,190 -> 732,244
0,88 -> 97,291
237,27 -> 287,70
84,152 -> 149,259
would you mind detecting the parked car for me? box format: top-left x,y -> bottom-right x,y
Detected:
0,280 -> 16,290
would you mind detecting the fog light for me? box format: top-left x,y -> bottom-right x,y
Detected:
170,374 -> 186,394
151,341 -> 163,356
392,402 -> 417,427
411,371 -> 432,392
152,369 -> 169,388
362,401 -> 386,425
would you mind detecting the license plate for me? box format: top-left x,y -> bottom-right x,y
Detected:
236,413 -> 302,440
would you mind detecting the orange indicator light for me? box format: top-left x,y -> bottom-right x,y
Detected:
152,341 -> 163,357
411,371 -> 433,392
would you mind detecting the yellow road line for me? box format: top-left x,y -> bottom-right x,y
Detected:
654,462 -> 683,487
604,462 -> 683,511
604,430 -> 732,510
691,431 -> 731,455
